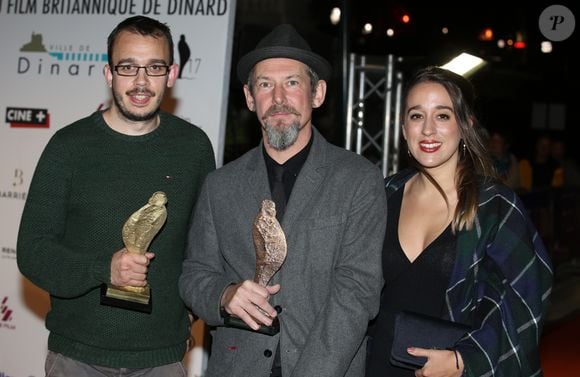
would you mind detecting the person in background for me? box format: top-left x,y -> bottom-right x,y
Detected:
519,133 -> 563,191
179,24 -> 387,377
551,137 -> 580,187
17,16 -> 215,377
366,66 -> 552,377
489,129 -> 520,190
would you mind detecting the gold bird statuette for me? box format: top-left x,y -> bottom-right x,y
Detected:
102,191 -> 168,309
122,191 -> 168,256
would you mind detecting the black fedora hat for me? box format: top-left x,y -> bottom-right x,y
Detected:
237,24 -> 332,84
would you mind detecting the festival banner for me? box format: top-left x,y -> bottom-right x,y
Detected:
0,1 -> 237,376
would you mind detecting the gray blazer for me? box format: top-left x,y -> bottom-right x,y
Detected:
179,129 -> 387,377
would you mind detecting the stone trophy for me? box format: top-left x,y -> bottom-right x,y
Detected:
101,191 -> 167,313
223,199 -> 287,335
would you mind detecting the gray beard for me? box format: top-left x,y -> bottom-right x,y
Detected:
264,121 -> 300,151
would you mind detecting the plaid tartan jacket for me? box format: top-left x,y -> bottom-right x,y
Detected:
384,169 -> 553,377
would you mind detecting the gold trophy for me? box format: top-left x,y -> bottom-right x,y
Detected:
101,191 -> 168,313
223,199 -> 287,335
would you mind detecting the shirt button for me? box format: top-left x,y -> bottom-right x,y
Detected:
264,349 -> 273,357
274,305 -> 283,314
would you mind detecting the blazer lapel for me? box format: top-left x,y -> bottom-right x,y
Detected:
282,129 -> 328,235
243,144 -> 272,215
241,131 -> 329,234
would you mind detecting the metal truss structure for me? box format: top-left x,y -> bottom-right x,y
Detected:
345,54 -> 405,177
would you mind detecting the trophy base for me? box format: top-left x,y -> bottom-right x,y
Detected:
223,312 -> 280,336
100,284 -> 152,313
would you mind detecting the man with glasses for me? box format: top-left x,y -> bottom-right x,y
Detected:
17,16 -> 215,376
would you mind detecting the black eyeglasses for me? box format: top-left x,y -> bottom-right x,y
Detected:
114,64 -> 170,77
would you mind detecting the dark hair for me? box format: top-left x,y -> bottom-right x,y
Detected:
107,16 -> 174,66
403,66 -> 496,231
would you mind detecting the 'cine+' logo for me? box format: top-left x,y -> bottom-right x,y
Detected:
539,5 -> 576,41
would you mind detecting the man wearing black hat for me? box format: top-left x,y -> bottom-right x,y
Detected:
179,24 -> 387,377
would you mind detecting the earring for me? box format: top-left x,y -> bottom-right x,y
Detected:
462,141 -> 467,157
407,149 -> 411,158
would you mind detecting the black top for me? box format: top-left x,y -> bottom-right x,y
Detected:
366,187 -> 457,377
262,133 -> 313,377
263,132 -> 314,203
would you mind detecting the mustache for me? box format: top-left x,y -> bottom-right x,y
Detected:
263,104 -> 300,118
126,88 -> 155,97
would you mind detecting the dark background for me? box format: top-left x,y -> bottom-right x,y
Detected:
219,5 -> 580,371
223,0 -> 577,165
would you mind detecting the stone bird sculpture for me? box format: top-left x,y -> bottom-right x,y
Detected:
252,199 -> 287,286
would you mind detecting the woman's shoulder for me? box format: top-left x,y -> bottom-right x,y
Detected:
478,177 -> 515,199
477,177 -> 527,215
384,169 -> 416,197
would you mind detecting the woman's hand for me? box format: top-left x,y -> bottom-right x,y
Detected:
408,347 -> 464,377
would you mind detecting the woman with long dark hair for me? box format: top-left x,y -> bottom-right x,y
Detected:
366,66 -> 552,377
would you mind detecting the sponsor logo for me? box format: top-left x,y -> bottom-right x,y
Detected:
1,247 -> 16,260
0,297 -> 15,330
17,32 -> 107,77
0,169 -> 27,201
176,34 -> 202,80
15,31 -> 206,80
6,107 -> 50,128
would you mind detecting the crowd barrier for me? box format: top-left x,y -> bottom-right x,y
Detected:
520,187 -> 580,268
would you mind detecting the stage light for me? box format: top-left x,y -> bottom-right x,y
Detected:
479,27 -> 494,41
402,14 -> 410,24
541,41 -> 553,53
386,28 -> 395,37
440,52 -> 486,77
362,23 -> 373,34
330,7 -> 341,25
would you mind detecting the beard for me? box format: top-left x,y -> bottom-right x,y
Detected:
263,120 -> 301,151
112,86 -> 160,122
262,104 -> 302,151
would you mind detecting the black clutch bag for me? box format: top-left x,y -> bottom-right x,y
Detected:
390,310 -> 470,369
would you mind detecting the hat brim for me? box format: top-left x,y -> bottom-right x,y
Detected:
237,46 -> 332,84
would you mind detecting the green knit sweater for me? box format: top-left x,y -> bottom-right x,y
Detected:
17,111 -> 215,368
